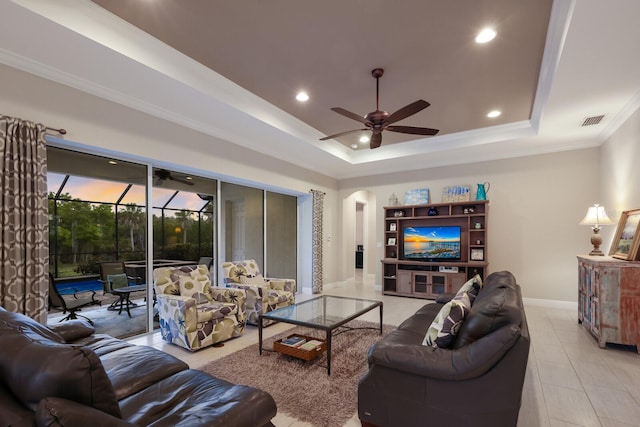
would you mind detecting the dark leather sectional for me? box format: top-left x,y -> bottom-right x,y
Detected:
0,307 -> 277,427
358,271 -> 530,427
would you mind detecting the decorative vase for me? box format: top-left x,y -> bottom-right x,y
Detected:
476,182 -> 490,201
389,193 -> 399,206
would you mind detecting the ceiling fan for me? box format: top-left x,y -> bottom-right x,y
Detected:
154,169 -> 194,186
320,68 -> 439,149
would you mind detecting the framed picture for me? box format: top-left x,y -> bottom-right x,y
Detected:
442,185 -> 471,202
404,188 -> 430,205
389,223 -> 397,231
387,237 -> 396,245
470,248 -> 484,261
610,208 -> 640,260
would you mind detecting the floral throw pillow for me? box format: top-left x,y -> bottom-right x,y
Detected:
178,276 -> 212,304
454,274 -> 483,305
422,291 -> 471,348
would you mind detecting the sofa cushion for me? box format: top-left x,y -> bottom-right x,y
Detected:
0,327 -> 121,418
36,397 -> 136,427
0,307 -> 64,343
119,369 -> 277,427
422,292 -> 471,348
241,274 -> 266,287
453,281 -> 522,348
98,344 -> 188,400
178,275 -> 212,304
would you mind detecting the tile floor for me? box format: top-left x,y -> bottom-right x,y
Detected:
128,273 -> 640,427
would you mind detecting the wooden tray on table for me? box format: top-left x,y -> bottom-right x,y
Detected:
273,334 -> 327,361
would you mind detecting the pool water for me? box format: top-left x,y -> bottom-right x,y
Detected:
56,279 -> 103,295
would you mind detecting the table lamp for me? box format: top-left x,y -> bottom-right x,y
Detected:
579,204 -> 612,255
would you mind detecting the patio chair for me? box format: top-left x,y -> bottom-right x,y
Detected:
198,256 -> 214,270
48,273 -> 100,325
221,259 -> 296,326
153,264 -> 247,351
98,261 -> 144,311
98,261 -> 142,290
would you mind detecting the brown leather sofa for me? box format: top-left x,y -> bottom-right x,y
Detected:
358,271 -> 530,427
0,307 -> 277,427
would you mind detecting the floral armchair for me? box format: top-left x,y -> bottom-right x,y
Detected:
153,264 -> 247,351
222,259 -> 296,326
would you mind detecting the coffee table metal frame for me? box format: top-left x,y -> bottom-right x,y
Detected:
258,295 -> 383,375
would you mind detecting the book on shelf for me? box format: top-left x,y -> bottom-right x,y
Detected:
299,339 -> 323,351
280,336 -> 306,347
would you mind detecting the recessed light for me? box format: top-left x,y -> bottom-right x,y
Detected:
186,176 -> 193,180
350,144 -> 358,149
475,28 -> 497,44
487,110 -> 501,118
359,135 -> 370,143
296,91 -> 309,102
108,160 -> 118,165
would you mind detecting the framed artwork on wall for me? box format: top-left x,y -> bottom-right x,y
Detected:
610,208 -> 640,260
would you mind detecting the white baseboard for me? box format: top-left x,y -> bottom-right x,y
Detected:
523,297 -> 578,310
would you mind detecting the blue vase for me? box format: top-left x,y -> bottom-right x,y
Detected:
476,182 -> 490,200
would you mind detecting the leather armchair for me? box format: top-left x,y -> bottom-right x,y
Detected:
222,259 -> 296,325
153,264 -> 247,351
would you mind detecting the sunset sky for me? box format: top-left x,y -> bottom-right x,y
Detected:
48,172 -> 209,212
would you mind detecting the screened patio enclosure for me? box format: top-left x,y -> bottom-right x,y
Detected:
46,146 -> 298,339
47,147 -> 217,283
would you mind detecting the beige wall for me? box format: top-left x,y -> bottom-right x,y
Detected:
339,148 -> 601,303
600,106 -> 640,249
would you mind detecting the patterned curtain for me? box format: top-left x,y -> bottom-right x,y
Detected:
0,115 -> 49,323
310,189 -> 324,293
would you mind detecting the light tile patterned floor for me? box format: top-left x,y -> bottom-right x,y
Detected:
128,273 -> 640,427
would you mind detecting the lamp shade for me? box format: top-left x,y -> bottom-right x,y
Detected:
579,204 -> 612,227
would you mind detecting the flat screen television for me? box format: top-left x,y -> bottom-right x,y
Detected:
402,225 -> 461,260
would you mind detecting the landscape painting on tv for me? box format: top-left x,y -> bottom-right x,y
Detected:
403,226 -> 461,260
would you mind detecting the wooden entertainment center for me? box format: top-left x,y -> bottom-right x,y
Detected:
382,200 -> 488,299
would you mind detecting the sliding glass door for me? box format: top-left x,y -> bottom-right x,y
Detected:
266,191 -> 297,280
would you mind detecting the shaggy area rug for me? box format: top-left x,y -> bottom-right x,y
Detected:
200,320 -> 395,427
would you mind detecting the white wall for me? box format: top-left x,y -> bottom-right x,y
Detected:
339,148 -> 600,303
600,106 -> 640,248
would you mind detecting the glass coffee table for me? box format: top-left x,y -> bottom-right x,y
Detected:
258,295 -> 383,375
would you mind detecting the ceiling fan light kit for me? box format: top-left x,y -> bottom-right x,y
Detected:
154,169 -> 194,186
320,68 -> 439,149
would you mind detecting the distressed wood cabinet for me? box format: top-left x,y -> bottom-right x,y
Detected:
577,255 -> 640,352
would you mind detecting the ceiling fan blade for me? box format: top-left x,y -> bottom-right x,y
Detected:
320,128 -> 367,141
331,107 -> 373,126
385,100 -> 430,125
370,132 -> 383,149
386,125 -> 440,136
169,176 -> 195,186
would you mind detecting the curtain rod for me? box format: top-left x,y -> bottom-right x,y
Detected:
309,189 -> 326,195
45,126 -> 67,135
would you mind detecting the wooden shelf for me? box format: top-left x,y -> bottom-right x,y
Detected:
381,200 -> 488,299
